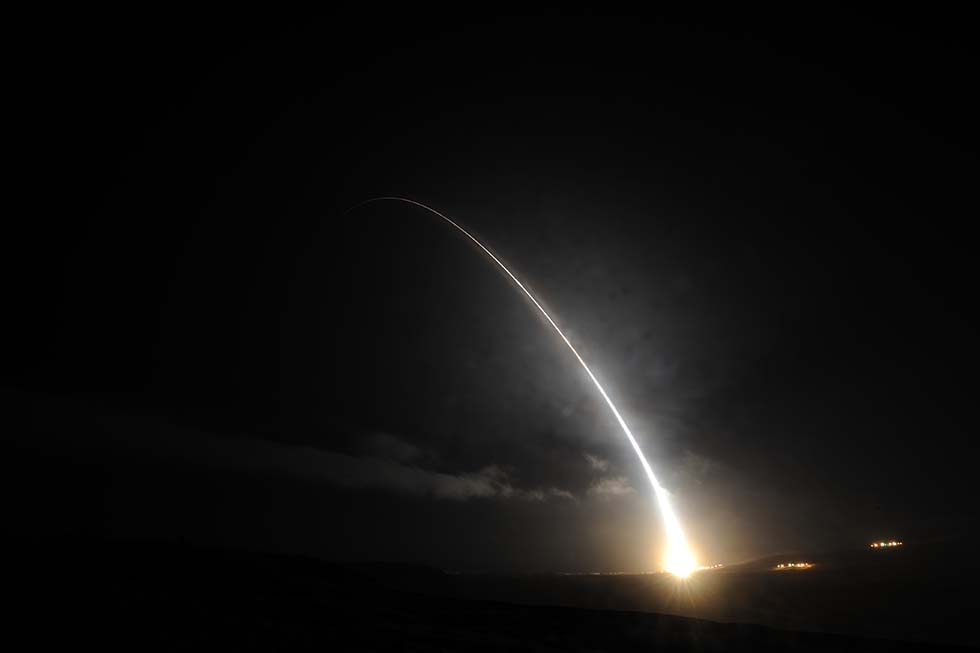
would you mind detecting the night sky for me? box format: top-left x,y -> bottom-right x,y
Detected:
5,10 -> 978,572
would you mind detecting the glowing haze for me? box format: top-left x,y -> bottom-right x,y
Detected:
353,197 -> 698,577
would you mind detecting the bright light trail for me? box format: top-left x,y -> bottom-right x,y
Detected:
352,196 -> 698,577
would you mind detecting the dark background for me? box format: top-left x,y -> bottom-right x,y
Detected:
4,9 -> 977,573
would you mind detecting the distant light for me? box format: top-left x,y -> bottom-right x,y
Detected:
870,540 -> 903,548
774,562 -> 813,570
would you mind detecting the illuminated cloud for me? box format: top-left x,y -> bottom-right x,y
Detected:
588,476 -> 635,497
584,453 -> 611,472
433,465 -> 575,502
201,435 -> 577,502
55,414 -> 576,503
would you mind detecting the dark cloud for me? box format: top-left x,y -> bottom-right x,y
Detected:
7,397 -> 577,503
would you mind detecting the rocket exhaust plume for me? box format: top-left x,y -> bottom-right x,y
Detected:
351,197 -> 698,577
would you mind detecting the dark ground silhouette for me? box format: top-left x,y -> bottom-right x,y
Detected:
8,537 -> 975,651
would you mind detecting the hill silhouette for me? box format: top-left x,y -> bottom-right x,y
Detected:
8,537 -> 973,650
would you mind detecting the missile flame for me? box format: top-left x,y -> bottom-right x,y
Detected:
352,197 -> 697,577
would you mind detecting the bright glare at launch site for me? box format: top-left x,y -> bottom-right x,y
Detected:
356,197 -> 700,578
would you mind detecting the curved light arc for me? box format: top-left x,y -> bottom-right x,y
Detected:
350,196 -> 696,575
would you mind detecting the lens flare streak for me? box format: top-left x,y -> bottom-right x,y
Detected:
354,197 -> 698,576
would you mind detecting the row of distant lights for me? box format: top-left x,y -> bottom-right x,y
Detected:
572,540 -> 905,577
774,562 -> 813,570
773,540 -> 904,571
